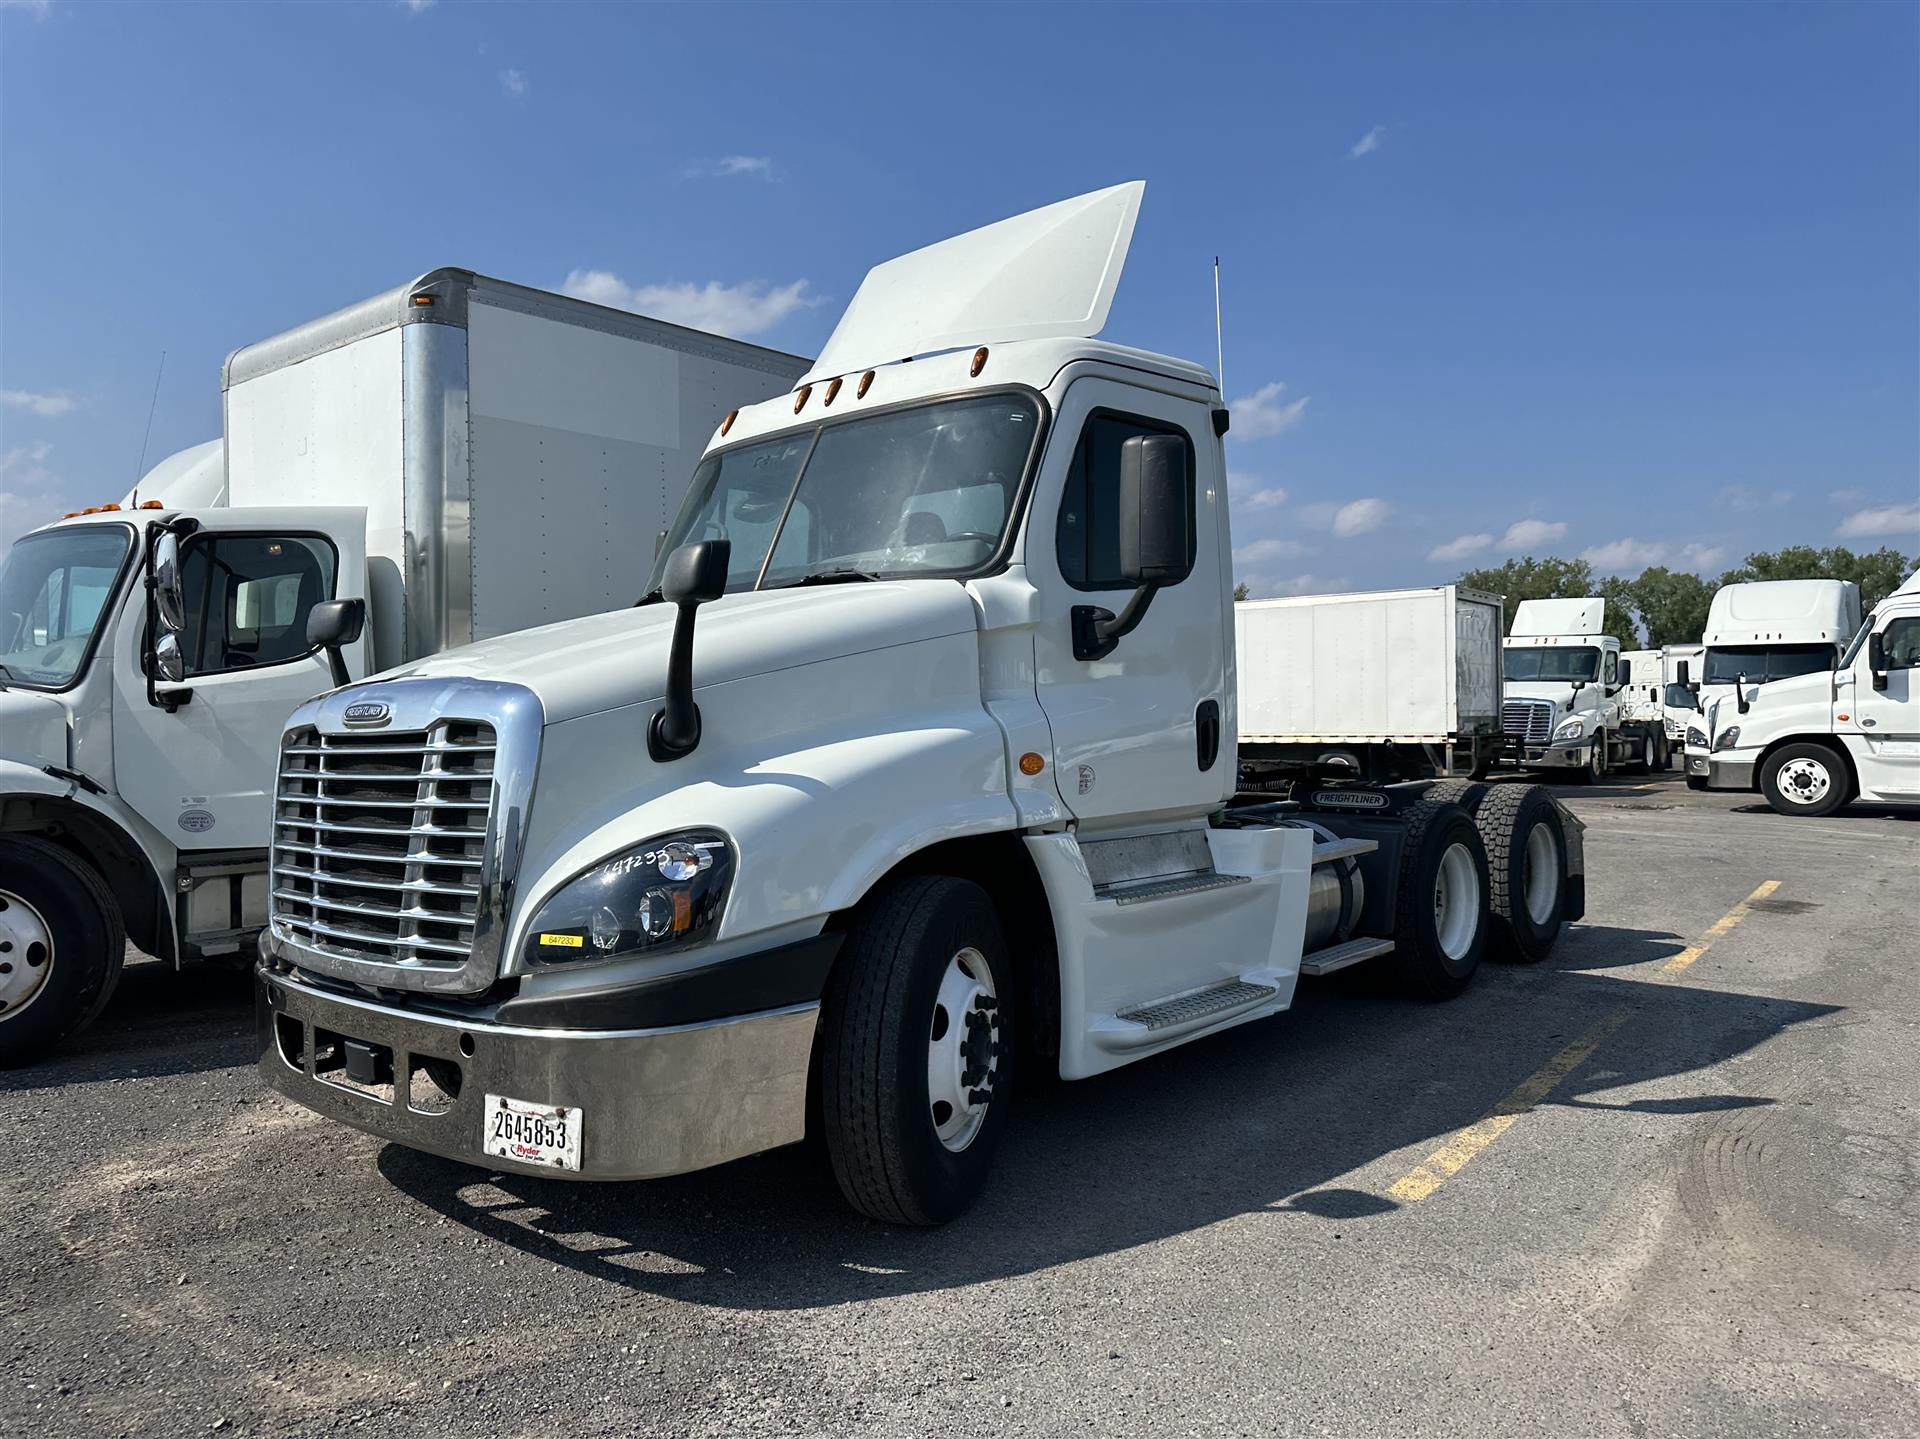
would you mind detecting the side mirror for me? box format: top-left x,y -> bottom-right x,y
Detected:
1736,671 -> 1751,714
650,539 -> 731,761
1868,631 -> 1889,691
153,630 -> 186,684
1074,433 -> 1192,661
152,531 -> 187,632
145,522 -> 197,711
1618,659 -> 1632,685
307,598 -> 366,689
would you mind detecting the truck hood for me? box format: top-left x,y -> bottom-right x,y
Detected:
1504,681 -> 1580,709
0,687 -> 69,766
376,581 -> 981,724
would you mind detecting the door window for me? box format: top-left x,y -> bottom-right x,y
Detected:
176,534 -> 336,676
1882,617 -> 1920,670
1056,411 -> 1196,590
1603,651 -> 1618,685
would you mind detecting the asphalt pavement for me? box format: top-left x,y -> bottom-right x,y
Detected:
5,770 -> 1916,1438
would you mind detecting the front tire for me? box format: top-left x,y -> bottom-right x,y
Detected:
1388,801 -> 1490,1000
1760,742 -> 1851,818
819,875 -> 1014,1225
0,836 -> 126,1068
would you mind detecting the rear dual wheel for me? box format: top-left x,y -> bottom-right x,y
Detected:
1423,782 -> 1570,963
1388,800 -> 1491,1000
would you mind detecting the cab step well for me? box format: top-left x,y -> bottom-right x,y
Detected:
1097,871 -> 1250,906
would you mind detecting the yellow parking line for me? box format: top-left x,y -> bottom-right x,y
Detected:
1384,879 -> 1782,1204
1659,879 -> 1780,977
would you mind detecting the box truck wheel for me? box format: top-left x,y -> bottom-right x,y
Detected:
1760,742 -> 1852,818
1388,801 -> 1490,1000
819,874 -> 1014,1226
0,836 -> 126,1068
1654,732 -> 1672,772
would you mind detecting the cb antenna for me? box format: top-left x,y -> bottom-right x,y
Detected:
1212,256 -> 1225,396
130,350 -> 166,505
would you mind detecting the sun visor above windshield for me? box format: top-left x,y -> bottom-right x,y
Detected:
799,182 -> 1145,388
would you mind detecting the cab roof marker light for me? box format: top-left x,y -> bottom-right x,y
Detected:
411,294 -> 435,306
824,377 -> 842,407
857,370 -> 875,399
720,408 -> 738,437
793,384 -> 812,414
970,347 -> 989,377
140,500 -> 164,509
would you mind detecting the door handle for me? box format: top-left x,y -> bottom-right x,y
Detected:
1195,699 -> 1221,772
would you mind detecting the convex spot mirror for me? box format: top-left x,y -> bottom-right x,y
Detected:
152,630 -> 186,684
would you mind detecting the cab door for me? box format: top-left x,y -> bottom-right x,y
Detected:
1027,376 -> 1232,828
112,508 -> 368,852
1844,607 -> 1920,799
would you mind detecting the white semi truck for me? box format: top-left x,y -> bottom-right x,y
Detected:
1234,585 -> 1513,782
254,184 -> 1588,1226
1702,569 -> 1920,815
1500,598 -> 1666,781
1681,579 -> 1861,788
0,269 -> 804,1063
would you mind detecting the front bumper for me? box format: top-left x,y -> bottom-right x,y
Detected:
1687,751 -> 1711,781
1519,740 -> 1588,768
1706,753 -> 1758,792
258,964 -> 820,1181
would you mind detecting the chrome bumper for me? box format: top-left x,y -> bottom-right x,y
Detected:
1687,751 -> 1711,779
1707,754 -> 1757,792
258,965 -> 818,1181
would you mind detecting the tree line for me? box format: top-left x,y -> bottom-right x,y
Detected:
1457,546 -> 1917,648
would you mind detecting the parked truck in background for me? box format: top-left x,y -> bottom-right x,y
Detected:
0,269 -> 805,1063
1682,579 -> 1861,788
1234,585 -> 1511,783
1702,569 -> 1920,815
1661,642 -> 1705,760
254,184 -> 1588,1225
1500,598 -> 1666,781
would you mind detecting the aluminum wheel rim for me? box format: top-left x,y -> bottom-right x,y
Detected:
0,888 -> 55,1022
927,946 -> 1000,1154
1777,757 -> 1831,806
1589,742 -> 1604,779
1433,842 -> 1480,962
1523,823 -> 1561,927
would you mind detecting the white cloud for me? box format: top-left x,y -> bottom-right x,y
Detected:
1233,537 -> 1306,566
1332,497 -> 1391,538
0,0 -> 53,19
1229,381 -> 1310,440
1429,533 -> 1493,563
1231,477 -> 1288,512
1271,574 -> 1345,597
688,155 -> 777,181
1836,502 -> 1920,540
499,68 -> 528,98
0,440 -> 55,484
1,388 -> 78,417
1499,518 -> 1567,549
560,270 -> 819,339
1717,484 -> 1791,512
0,442 -> 63,549
398,0 -> 435,11
1349,125 -> 1386,159
1581,538 -> 1726,573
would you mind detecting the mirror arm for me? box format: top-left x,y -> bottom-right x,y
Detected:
1072,584 -> 1159,663
649,602 -> 704,760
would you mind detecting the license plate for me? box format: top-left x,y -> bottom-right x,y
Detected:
482,1093 -> 582,1171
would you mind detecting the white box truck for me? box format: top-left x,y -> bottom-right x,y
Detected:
1681,579 -> 1862,788
1500,598 -> 1669,781
0,269 -> 804,1063
1702,569 -> 1920,814
254,185 -> 1587,1226
1660,642 -> 1705,759
1234,585 -> 1511,782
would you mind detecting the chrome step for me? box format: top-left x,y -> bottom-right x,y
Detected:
1117,978 -> 1278,1031
1298,936 -> 1395,977
1097,871 -> 1251,906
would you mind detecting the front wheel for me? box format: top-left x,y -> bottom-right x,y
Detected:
819,875 -> 1014,1225
1760,742 -> 1851,818
0,836 -> 126,1068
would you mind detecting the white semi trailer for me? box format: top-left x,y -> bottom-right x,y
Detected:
1500,598 -> 1667,780
1234,585 -> 1512,782
0,270 -> 804,1063
1702,569 -> 1920,815
255,185 -> 1587,1226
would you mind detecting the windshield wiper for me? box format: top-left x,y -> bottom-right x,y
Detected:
773,568 -> 884,589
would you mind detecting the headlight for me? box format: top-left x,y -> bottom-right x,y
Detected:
1665,718 -> 1683,736
1554,717 -> 1587,741
1687,726 -> 1709,749
522,830 -> 733,966
1712,726 -> 1741,753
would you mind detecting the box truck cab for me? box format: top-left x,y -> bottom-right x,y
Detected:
256,184 -> 1588,1227
1702,569 -> 1920,815
1500,598 -> 1664,780
0,270 -> 803,1065
1682,580 -> 1860,787
1660,643 -> 1705,757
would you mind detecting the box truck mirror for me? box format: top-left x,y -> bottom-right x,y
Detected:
152,630 -> 186,685
1676,659 -> 1690,686
151,531 -> 187,632
650,540 -> 731,761
1072,433 -> 1192,662
307,598 -> 366,688
1868,631 -> 1889,691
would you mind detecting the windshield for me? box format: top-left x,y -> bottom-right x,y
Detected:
1701,643 -> 1834,686
1663,683 -> 1697,710
0,525 -> 133,689
1503,645 -> 1600,683
647,393 -> 1042,594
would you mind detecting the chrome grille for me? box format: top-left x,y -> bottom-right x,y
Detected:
271,722 -> 496,973
1501,699 -> 1554,744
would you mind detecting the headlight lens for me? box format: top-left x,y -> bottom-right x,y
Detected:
1712,726 -> 1741,753
1554,717 -> 1587,741
1687,726 -> 1709,748
523,830 -> 733,966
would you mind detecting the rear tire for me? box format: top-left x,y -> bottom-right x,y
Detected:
1471,785 -> 1568,962
819,875 -> 1014,1225
0,836 -> 125,1068
1759,742 -> 1851,818
1387,801 -> 1490,1000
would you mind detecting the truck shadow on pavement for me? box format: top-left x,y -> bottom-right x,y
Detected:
380,921 -> 1839,1310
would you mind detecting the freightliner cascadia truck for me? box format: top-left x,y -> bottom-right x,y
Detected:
254,185 -> 1588,1224
0,271 -> 804,1063
1499,598 -> 1665,781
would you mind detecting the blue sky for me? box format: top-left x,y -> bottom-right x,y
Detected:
3,1 -> 1916,588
